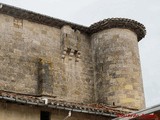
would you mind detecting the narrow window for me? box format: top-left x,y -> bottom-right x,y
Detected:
40,111 -> 50,120
113,102 -> 115,106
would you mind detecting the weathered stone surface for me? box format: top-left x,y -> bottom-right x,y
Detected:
0,14 -> 94,103
0,12 -> 145,110
91,28 -> 145,109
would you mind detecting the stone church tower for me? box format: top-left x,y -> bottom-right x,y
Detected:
0,3 -> 146,120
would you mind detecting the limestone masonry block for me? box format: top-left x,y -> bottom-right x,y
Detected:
0,9 -> 146,110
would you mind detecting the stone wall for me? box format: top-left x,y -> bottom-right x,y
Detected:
0,102 -> 39,120
51,108 -> 112,120
0,14 -> 94,103
0,102 -> 112,120
91,28 -> 145,109
0,12 -> 146,109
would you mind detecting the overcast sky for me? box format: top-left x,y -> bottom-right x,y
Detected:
0,0 -> 160,107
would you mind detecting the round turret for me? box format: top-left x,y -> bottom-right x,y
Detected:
91,18 -> 146,109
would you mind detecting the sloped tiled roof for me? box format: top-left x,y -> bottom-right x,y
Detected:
90,18 -> 146,41
0,90 -> 136,117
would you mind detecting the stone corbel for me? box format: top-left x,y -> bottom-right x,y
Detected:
69,49 -> 75,60
61,47 -> 67,59
75,51 -> 81,62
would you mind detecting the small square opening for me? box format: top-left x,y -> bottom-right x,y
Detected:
40,111 -> 50,120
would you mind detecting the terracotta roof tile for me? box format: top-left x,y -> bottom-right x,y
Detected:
0,90 -> 137,117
